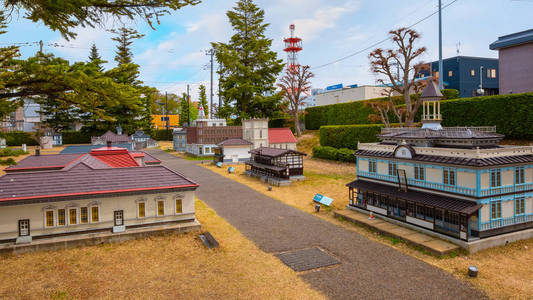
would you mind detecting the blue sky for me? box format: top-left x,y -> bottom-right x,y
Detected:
1,0 -> 532,100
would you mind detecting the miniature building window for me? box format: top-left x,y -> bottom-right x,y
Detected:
45,210 -> 54,227
91,206 -> 99,222
58,209 -> 66,226
157,200 -> 165,216
369,160 -> 377,173
414,165 -> 425,180
443,168 -> 456,185
138,202 -> 146,218
490,169 -> 501,187
69,208 -> 77,225
388,162 -> 398,176
487,68 -> 497,78
80,207 -> 88,224
515,167 -> 525,184
175,199 -> 183,214
515,197 -> 525,215
471,69 -> 475,77
491,201 -> 502,219
448,70 -> 453,77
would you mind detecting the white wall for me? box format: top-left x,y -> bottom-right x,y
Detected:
0,190 -> 195,241
269,143 -> 296,150
222,145 -> 252,162
315,86 -> 391,107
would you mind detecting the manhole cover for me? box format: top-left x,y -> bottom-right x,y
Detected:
275,247 -> 340,272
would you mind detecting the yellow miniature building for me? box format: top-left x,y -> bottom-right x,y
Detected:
152,115 -> 180,129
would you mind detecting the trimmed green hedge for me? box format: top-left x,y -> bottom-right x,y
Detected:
312,146 -> 356,163
441,89 -> 459,100
440,93 -> 533,139
319,124 -> 383,149
0,148 -> 27,157
153,129 -> 173,141
0,158 -> 16,166
0,131 -> 38,146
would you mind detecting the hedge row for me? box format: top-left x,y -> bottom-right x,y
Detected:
319,124 -> 384,149
312,146 -> 356,163
61,131 -> 94,144
304,95 -> 411,130
440,93 -> 533,139
153,129 -> 173,141
0,131 -> 38,146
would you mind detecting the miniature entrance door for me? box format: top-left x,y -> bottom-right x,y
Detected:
18,219 -> 30,236
114,210 -> 124,226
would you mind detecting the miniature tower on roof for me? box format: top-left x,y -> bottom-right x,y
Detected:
421,80 -> 444,130
117,123 -> 123,135
198,105 -> 206,119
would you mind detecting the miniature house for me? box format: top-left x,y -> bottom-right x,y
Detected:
348,81 -> 533,246
0,145 -> 198,246
173,127 -> 187,152
214,138 -> 253,164
245,147 -> 306,186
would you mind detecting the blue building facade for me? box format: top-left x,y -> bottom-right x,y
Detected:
428,56 -> 499,98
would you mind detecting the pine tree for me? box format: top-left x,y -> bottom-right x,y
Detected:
212,0 -> 284,121
88,43 -> 105,72
198,84 -> 208,115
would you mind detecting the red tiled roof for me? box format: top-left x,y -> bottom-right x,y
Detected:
268,128 -> 297,144
90,147 -> 139,168
0,164 -> 198,202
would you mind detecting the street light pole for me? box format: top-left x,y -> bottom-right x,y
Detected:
438,0 -> 443,90
165,91 -> 169,140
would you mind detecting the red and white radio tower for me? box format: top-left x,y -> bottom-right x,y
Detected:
283,24 -> 302,72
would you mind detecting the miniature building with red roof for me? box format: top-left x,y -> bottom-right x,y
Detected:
268,128 -> 297,150
0,146 -> 198,246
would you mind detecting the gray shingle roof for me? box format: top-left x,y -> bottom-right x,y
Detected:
5,154 -> 82,171
250,147 -> 306,158
218,138 -> 252,146
0,164 -> 198,203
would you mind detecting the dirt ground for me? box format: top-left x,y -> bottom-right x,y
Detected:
203,156 -> 533,299
0,200 -> 325,300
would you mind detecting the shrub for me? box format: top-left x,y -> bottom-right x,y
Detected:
441,89 -> 459,100
319,124 -> 384,149
153,129 -> 173,141
337,148 -> 356,163
0,158 -> 17,166
0,148 -> 27,157
312,146 -> 356,163
61,131 -> 94,144
0,131 -> 38,146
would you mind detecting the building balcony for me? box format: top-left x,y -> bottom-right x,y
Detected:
479,183 -> 533,197
480,214 -> 533,231
357,171 -> 477,197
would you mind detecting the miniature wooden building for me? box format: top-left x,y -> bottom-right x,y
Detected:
245,147 -> 306,185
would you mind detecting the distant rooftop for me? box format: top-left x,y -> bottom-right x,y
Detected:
490,28 -> 533,50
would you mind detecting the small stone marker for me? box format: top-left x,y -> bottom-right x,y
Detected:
227,166 -> 235,173
315,204 -> 321,213
0,138 -> 6,149
468,266 -> 478,278
21,144 -> 26,152
216,162 -> 223,168
313,193 -> 333,206
199,231 -> 219,249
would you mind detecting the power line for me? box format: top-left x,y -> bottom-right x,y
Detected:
311,0 -> 460,70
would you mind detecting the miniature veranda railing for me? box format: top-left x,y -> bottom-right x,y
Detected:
380,126 -> 497,134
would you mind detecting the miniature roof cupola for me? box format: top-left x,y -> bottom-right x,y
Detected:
117,123 -> 123,135
198,105 -> 206,119
421,80 -> 444,130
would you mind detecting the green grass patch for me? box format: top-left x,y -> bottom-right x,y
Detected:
0,158 -> 17,165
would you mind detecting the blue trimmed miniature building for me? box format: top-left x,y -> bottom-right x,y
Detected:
348,81 -> 533,244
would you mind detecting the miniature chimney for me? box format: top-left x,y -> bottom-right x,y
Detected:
107,141 -> 112,148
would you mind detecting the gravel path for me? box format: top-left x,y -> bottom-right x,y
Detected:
149,150 -> 486,299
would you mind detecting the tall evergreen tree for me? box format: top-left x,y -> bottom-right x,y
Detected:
212,0 -> 284,121
198,84 -> 208,115
88,43 -> 105,72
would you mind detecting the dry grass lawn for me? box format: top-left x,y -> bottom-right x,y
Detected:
157,140 -> 173,151
202,158 -> 533,299
0,199 -> 325,300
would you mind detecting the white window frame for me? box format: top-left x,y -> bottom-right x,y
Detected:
67,207 -> 79,226
156,199 -> 165,217
44,209 -> 56,228
57,208 -> 66,227
137,200 -> 147,219
175,197 -> 184,215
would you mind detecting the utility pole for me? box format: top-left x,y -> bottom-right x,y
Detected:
165,91 -> 169,140
438,0 -> 443,90
39,40 -> 43,53
218,65 -> 222,118
187,84 -> 190,126
206,49 -> 214,118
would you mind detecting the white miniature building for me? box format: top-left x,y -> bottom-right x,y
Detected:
242,118 -> 269,149
214,138 -> 253,164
